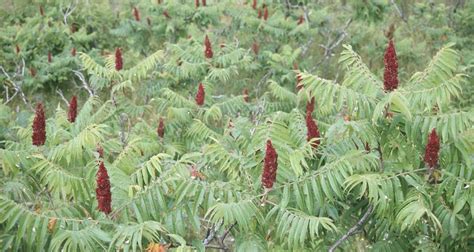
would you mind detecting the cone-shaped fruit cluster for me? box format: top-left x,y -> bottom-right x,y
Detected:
262,140 -> 278,189
32,103 -> 46,146
68,96 -> 77,123
204,35 -> 213,59
48,52 -> 52,63
115,48 -> 123,71
424,129 -> 440,169
133,7 -> 140,21
96,161 -> 112,214
252,42 -> 259,55
243,88 -> 249,102
306,111 -> 320,149
195,83 -> 205,106
30,68 -> 37,77
383,39 -> 399,92
298,15 -> 304,25
157,117 -> 165,138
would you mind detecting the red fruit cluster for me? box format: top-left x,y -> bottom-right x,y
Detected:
70,24 -> 77,33
115,48 -> 123,71
96,161 -> 112,214
30,67 -> 37,77
195,0 -> 199,8
263,7 -> 268,20
262,140 -> 278,189
48,52 -> 52,63
195,83 -> 205,106
71,47 -> 76,56
243,88 -> 249,102
157,117 -> 165,138
298,15 -> 304,25
306,116 -> 320,147
202,0 -> 207,6
252,0 -> 257,9
133,7 -> 140,21
204,35 -> 213,59
383,39 -> 399,92
68,96 -> 77,123
32,103 -> 46,146
424,129 -> 440,169
258,9 -> 262,19
306,97 -> 315,114
252,41 -> 259,55
15,45 -> 20,54
306,111 -> 320,149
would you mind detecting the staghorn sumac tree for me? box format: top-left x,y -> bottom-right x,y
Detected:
0,1 -> 472,252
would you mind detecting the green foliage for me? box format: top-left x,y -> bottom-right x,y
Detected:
1,0 -> 473,251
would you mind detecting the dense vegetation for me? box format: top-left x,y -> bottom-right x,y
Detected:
0,0 -> 473,251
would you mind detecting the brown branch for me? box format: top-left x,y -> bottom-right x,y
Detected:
328,204 -> 374,252
221,222 -> 237,243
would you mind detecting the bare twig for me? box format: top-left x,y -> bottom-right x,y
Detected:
205,244 -> 227,250
1,64 -> 33,110
60,2 -> 76,25
324,18 -> 352,57
310,18 -> 352,73
203,220 -> 224,246
389,0 -> 407,23
119,113 -> 129,147
55,89 -> 70,106
282,0 -> 300,9
328,205 -> 374,252
302,5 -> 310,23
221,222 -> 237,244
255,69 -> 273,98
72,70 -> 94,97
300,37 -> 315,57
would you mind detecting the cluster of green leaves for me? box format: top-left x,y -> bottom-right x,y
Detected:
1,0 -> 473,251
